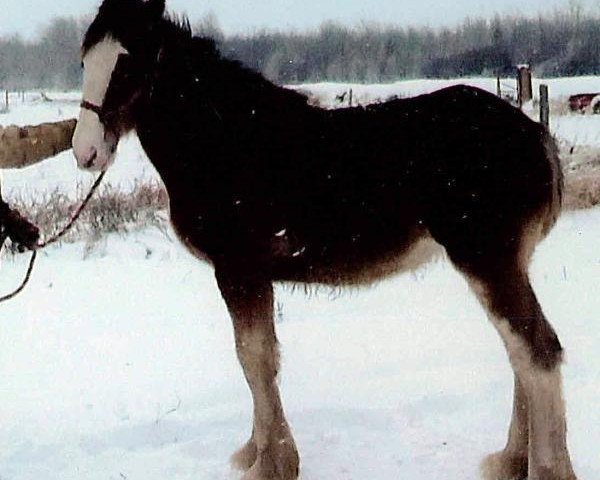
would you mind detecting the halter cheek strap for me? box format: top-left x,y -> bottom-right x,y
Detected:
80,100 -> 107,124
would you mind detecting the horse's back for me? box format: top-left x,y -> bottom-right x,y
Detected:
274,85 -> 562,282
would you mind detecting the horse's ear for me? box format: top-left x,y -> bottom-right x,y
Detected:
144,0 -> 165,20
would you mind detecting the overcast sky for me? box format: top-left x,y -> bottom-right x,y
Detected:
1,0 -> 597,39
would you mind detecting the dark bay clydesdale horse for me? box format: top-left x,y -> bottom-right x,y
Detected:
72,0 -> 577,478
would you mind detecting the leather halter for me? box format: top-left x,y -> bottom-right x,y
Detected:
80,99 -> 107,124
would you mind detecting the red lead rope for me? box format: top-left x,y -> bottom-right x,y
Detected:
0,171 -> 106,303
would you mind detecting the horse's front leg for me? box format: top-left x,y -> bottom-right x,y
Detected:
215,267 -> 299,480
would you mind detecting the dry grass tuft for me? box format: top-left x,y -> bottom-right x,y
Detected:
4,180 -> 169,253
560,145 -> 600,210
564,171 -> 600,210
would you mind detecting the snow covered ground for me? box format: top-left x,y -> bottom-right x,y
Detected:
1,208 -> 598,480
0,80 -> 599,479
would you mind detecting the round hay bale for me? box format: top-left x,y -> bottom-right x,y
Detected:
0,119 -> 76,169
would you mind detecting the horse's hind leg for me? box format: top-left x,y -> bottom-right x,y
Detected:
215,267 -> 299,480
448,249 -> 576,480
480,374 -> 529,479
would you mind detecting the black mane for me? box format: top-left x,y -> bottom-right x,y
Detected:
83,0 -> 192,55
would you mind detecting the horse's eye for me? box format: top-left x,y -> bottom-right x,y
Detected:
80,61 -> 84,69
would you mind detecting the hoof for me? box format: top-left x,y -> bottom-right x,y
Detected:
231,438 -> 258,471
481,450 -> 528,480
241,457 -> 299,480
529,466 -> 577,480
481,450 -> 577,480
240,439 -> 299,480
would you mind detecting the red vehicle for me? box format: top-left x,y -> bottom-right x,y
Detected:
568,93 -> 600,113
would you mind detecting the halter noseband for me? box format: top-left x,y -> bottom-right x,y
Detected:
80,99 -> 107,124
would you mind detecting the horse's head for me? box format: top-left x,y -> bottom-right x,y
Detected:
72,0 -> 166,171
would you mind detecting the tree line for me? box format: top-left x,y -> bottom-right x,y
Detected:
0,17 -> 85,90
1,6 -> 599,91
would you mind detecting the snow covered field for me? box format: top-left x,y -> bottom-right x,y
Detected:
1,207 -> 599,480
1,80 -> 599,479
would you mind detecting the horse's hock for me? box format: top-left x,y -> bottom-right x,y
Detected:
0,119 -> 77,169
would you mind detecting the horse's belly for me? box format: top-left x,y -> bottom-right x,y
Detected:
273,231 -> 442,286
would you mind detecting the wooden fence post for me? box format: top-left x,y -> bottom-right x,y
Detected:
540,84 -> 550,127
4,90 -> 8,111
496,76 -> 501,97
517,65 -> 532,108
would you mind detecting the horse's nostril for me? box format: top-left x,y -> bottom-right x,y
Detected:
84,148 -> 98,168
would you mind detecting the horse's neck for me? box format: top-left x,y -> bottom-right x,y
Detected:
134,47 -> 312,195
133,84 -> 233,195
137,58 -> 274,146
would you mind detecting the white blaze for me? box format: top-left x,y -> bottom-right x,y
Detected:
72,36 -> 128,171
